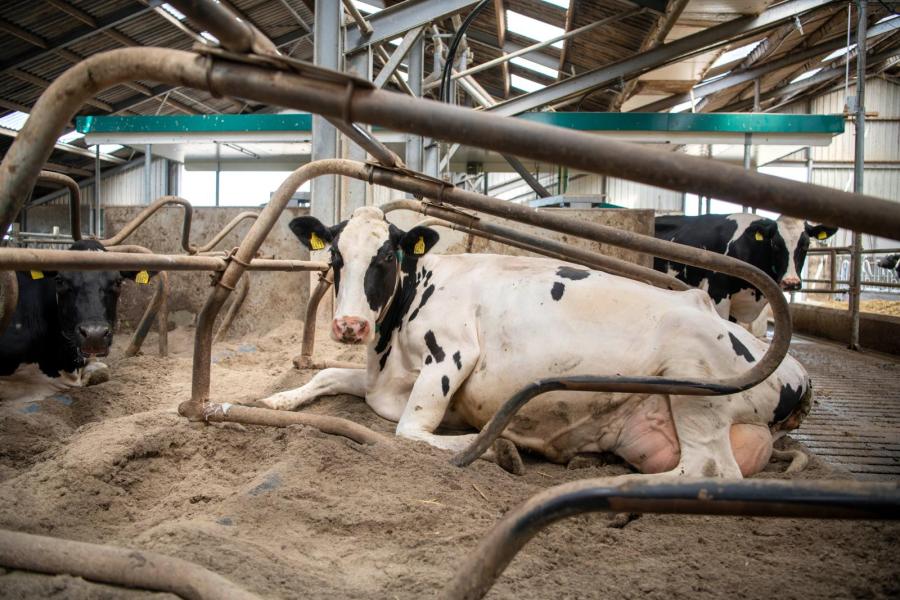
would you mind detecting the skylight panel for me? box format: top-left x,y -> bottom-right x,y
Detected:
352,1 -> 381,14
507,11 -> 565,48
710,40 -> 762,68
160,3 -> 187,21
0,111 -> 29,131
510,56 -> 558,78
511,74 -> 545,93
542,0 -> 571,8
790,68 -> 822,84
200,31 -> 219,44
876,14 -> 899,25
698,71 -> 729,86
670,99 -> 699,113
822,44 -> 855,62
58,131 -> 84,144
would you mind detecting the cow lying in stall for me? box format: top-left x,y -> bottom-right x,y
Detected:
0,240 -> 154,402
654,214 -> 837,335
258,207 -> 811,480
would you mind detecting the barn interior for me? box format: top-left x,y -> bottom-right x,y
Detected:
0,1 -> 899,598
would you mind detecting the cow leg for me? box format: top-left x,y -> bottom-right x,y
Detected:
257,368 -> 367,411
668,395 -> 743,479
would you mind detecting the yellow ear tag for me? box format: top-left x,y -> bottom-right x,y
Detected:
817,231 -> 828,240
135,270 -> 150,285
309,232 -> 326,250
413,236 -> 426,255
754,232 -> 764,241
30,270 -> 44,280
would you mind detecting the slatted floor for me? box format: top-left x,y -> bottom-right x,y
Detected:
787,335 -> 900,481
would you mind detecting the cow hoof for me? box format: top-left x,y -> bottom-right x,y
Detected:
83,364 -> 110,386
493,438 -> 525,475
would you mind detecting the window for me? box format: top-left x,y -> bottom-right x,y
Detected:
160,3 -> 187,20
790,68 -> 822,84
507,11 -> 565,48
710,41 -> 762,68
542,0 -> 570,8
821,44 -> 855,62
510,56 -> 558,78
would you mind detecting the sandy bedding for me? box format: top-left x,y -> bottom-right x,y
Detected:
803,298 -> 900,317
0,322 -> 897,599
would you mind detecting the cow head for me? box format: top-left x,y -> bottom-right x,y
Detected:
775,217 -> 838,291
54,240 -> 155,358
729,217 -> 790,283
289,207 -> 439,344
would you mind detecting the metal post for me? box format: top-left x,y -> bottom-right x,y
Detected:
345,49 -> 370,213
144,144 -> 152,204
312,0 -> 340,226
214,143 -> 220,207
848,0 -> 866,351
405,36 -> 424,173
742,132 -> 752,212
94,144 -> 101,237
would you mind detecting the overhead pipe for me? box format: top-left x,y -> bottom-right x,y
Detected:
2,48 -> 900,240
441,478 -> 900,600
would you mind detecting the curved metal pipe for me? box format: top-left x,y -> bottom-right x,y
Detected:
196,211 -> 258,253
441,478 -> 900,600
381,200 -> 688,291
1,48 -> 898,244
37,170 -> 81,241
0,528 -> 260,600
295,269 -> 333,370
105,244 -> 170,358
0,270 -> 17,336
214,272 -> 250,342
101,196 -> 197,254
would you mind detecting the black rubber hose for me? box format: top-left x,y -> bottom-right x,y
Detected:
440,0 -> 491,103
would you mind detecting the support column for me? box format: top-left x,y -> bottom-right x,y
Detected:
94,145 -> 101,237
214,143 -> 221,207
144,144 -> 152,204
405,36 -> 424,173
848,0 -> 866,351
742,133 -> 752,212
312,0 -> 340,225
345,48 -> 371,213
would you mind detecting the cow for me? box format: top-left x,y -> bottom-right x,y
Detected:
878,254 -> 900,279
0,240 -> 154,403
654,214 -> 838,325
257,206 -> 812,481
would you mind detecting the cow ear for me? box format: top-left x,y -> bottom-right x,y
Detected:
398,226 -> 439,258
121,270 -> 157,285
748,220 -> 777,242
289,216 -> 337,251
805,222 -> 838,241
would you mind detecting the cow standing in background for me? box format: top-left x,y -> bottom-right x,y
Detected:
654,213 -> 837,328
0,240 -> 154,402
258,207 -> 812,481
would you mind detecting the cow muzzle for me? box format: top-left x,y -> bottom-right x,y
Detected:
76,322 -> 113,357
781,277 -> 802,291
331,316 -> 371,344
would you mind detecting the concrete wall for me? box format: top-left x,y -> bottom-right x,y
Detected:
790,303 -> 900,355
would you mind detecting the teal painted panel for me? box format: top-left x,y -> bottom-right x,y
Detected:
77,113 -> 313,134
519,112 -> 671,131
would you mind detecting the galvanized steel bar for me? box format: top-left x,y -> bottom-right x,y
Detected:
441,478 -> 900,600
36,170 -> 81,241
848,0 -> 867,351
344,0 -> 481,53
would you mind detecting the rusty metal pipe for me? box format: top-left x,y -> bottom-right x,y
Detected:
441,478 -> 900,600
0,248 -> 328,273
167,0 -> 278,55
295,269 -> 333,370
37,170 -> 81,241
106,245 -> 170,358
214,272 -> 250,343
196,211 -> 258,253
101,196 -> 198,254
0,528 -> 260,600
381,199 -> 688,290
0,270 -> 17,336
2,48 -> 898,242
203,403 -> 387,445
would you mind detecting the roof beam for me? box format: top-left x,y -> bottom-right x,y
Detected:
622,0 -> 669,12
486,0 -> 837,116
467,30 -> 560,70
636,17 -> 898,112
0,1 -> 161,75
373,26 -> 425,88
0,125 -> 125,164
6,68 -> 113,112
345,0 -> 481,53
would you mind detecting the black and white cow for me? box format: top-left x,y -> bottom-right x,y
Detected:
0,240 -> 153,402
878,254 -> 900,279
258,206 -> 812,481
654,213 -> 838,325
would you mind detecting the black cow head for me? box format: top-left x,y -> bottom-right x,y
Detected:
775,218 -> 839,291
729,218 -> 790,283
53,240 -> 156,358
289,207 -> 438,344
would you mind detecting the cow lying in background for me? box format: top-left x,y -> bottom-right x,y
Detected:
654,214 -> 837,325
0,240 -> 153,402
259,206 -> 812,480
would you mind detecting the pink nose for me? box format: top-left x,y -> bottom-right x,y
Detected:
781,277 -> 801,291
332,316 -> 370,343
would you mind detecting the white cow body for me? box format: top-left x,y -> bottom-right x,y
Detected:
263,207 -> 811,480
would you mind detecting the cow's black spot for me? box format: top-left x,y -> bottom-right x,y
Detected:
408,284 -> 435,322
363,240 -> 399,313
424,330 -> 445,363
551,282 -> 565,301
556,266 -> 590,280
773,383 -> 804,423
452,351 -> 462,370
378,346 -> 391,371
441,375 -> 450,396
374,255 -> 421,354
425,355 -> 432,365
728,332 -> 755,363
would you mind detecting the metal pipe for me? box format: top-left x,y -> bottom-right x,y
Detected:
849,0 -> 867,351
380,199 -> 688,290
296,269 -> 333,370
106,244 -> 170,358
328,118 -> 404,168
0,270 -> 17,335
100,195 -> 198,254
0,528 -> 260,600
36,170 -> 81,241
94,144 -> 100,237
196,211 -> 258,253
214,272 -> 249,342
167,0 -> 278,55
1,48 -> 899,240
0,248 -> 328,273
203,403 -> 387,446
441,478 -> 900,600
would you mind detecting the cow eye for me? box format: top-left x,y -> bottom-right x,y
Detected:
383,253 -> 394,263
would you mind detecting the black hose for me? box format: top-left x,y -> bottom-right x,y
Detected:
439,0 -> 491,103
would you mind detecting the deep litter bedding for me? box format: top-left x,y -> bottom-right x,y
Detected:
0,322 -> 897,599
